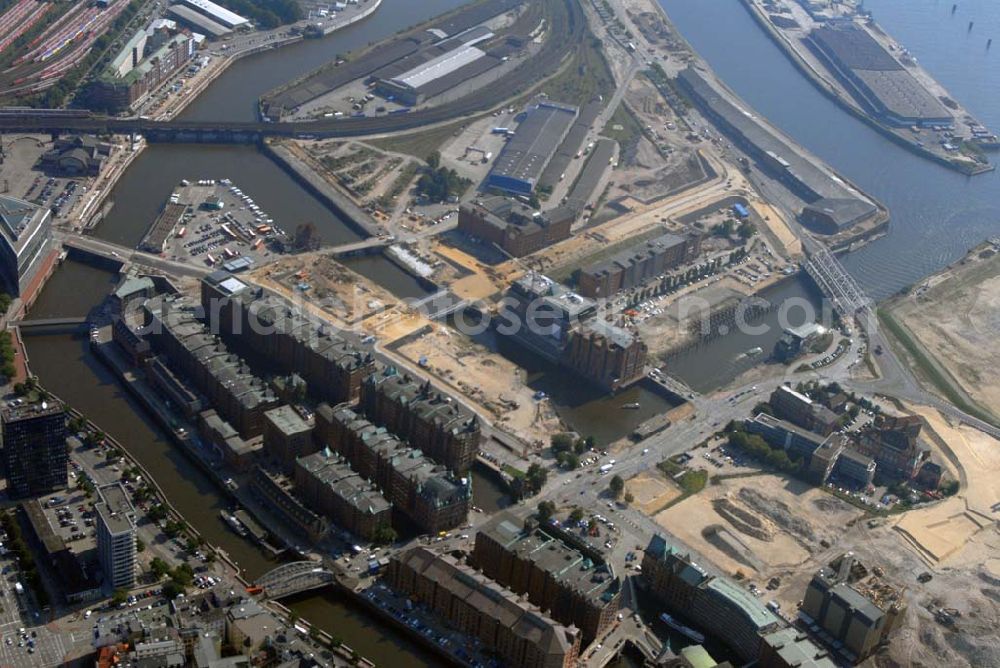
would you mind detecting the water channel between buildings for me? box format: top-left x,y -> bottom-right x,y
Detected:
21,0 -> 1000,662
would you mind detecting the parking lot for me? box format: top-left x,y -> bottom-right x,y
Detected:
0,540 -> 72,666
23,175 -> 83,218
148,180 -> 287,270
39,489 -> 97,554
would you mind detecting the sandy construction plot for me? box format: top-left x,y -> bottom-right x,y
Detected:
892,404 -> 1000,566
626,471 -> 681,514
750,199 -> 801,258
655,490 -> 809,577
894,498 -> 992,565
652,474 -> 861,578
890,249 -> 1000,419
395,326 -> 561,448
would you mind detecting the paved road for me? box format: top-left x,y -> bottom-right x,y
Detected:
55,231 -> 214,279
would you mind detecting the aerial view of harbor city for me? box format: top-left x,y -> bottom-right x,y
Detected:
0,0 -> 998,665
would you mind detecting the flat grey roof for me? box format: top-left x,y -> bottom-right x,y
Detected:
853,69 -> 951,122
811,24 -> 901,71
830,582 -> 883,624
264,405 -> 310,436
96,483 -> 135,535
563,138 -> 615,213
749,413 -> 827,446
810,24 -> 950,122
490,102 -> 579,187
0,195 -> 49,254
391,44 -> 486,90
583,230 -> 688,278
167,4 -> 231,36
679,67 -> 871,204
181,0 -> 247,28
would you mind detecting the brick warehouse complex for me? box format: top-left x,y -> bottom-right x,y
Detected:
361,369 -> 481,475
473,511 -> 622,644
294,448 -> 392,541
853,415 -> 929,481
458,196 -> 573,258
563,321 -> 648,393
315,403 -> 470,534
643,535 -> 782,662
86,22 -> 195,113
387,547 -> 581,668
503,274 -> 648,392
576,231 -> 702,299
202,273 -> 376,406
142,295 -> 279,438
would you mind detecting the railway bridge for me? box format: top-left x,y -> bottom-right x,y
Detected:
801,245 -> 873,317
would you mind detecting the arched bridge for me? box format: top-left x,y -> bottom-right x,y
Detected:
254,561 -> 337,599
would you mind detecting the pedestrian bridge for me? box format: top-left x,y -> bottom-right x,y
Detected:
14,317 -> 90,334
254,561 -> 337,599
15,317 -> 88,328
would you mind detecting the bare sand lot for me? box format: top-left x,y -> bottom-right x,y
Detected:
654,473 -> 862,580
892,403 -> 1000,567
395,325 -> 561,448
888,246 -> 1000,420
626,471 -> 681,515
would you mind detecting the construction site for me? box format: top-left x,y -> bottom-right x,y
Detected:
619,389 -> 1000,667
882,240 -> 1000,427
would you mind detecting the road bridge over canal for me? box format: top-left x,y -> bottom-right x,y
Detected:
254,561 -> 337,599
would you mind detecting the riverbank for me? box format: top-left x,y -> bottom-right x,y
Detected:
262,140 -> 381,238
86,332 -> 316,559
878,240 -> 1000,429
736,0 -> 994,177
145,0 -> 383,123
259,0 -> 490,118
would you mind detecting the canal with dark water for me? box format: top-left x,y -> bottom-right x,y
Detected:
22,0 -> 1000,662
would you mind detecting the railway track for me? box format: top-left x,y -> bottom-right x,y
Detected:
0,0 -> 585,140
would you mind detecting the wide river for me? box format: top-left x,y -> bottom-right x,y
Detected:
21,0 -> 1000,663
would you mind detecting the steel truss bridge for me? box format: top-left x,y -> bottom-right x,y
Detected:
254,561 -> 337,599
802,245 -> 873,317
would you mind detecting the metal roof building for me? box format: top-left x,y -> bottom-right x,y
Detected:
167,4 -> 232,36
487,102 -> 579,195
180,0 -> 248,29
808,23 -> 951,126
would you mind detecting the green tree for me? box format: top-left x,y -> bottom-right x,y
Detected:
536,500 -> 555,523
525,463 -> 548,494
150,558 -> 171,579
171,563 -> 194,587
162,581 -> 185,600
551,433 -> 575,455
111,589 -> 128,606
136,538 -> 145,553
568,507 -> 584,524
373,524 -> 397,545
609,475 -> 625,498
